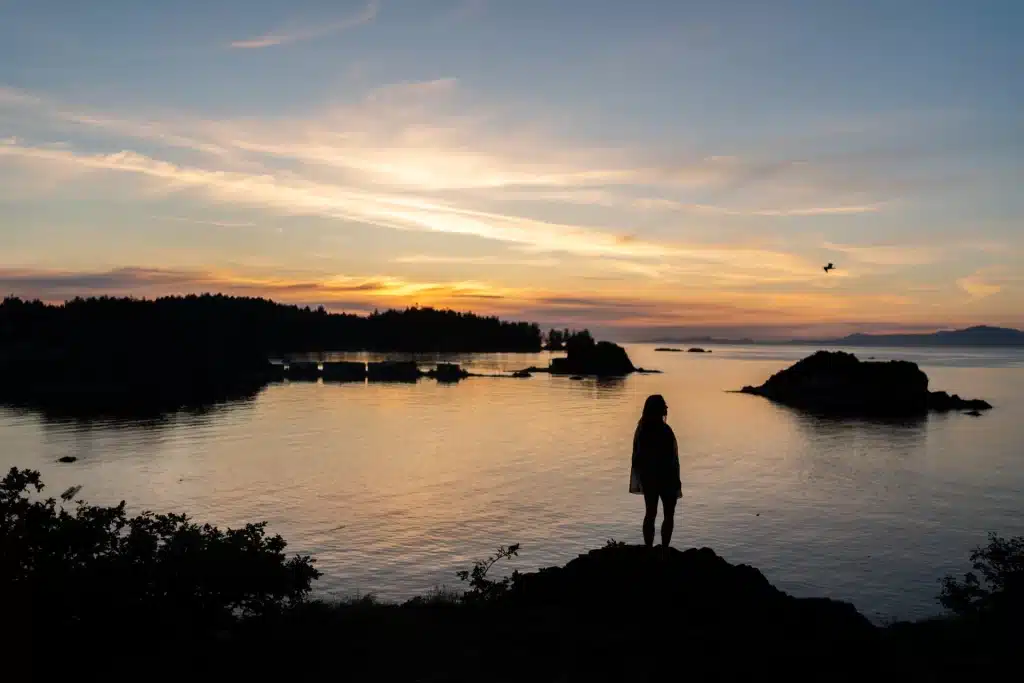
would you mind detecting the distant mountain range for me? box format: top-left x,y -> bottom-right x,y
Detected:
811,326 -> 1024,347
643,326 -> 1024,348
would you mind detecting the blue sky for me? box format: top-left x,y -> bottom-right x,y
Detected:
1,0 -> 1021,338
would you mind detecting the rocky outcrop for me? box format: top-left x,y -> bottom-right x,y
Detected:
688,347 -> 710,353
740,351 -> 992,416
927,391 -> 992,412
426,363 -> 470,383
506,544 -> 873,640
549,338 -> 636,377
321,361 -> 367,382
367,361 -> 421,382
286,361 -> 321,381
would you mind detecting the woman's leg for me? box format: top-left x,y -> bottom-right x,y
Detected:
642,490 -> 659,548
660,493 -> 676,547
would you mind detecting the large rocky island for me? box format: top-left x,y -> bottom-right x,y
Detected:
740,351 -> 992,416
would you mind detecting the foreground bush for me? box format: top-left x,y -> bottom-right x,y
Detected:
940,533 -> 1024,625
1,467 -> 320,633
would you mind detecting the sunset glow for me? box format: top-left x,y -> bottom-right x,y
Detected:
2,1 -> 1021,338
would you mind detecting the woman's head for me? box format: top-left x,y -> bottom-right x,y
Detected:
641,394 -> 668,422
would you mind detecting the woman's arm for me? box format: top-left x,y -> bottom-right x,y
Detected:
631,425 -> 641,466
670,428 -> 681,488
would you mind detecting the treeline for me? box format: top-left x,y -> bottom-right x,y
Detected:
0,294 -> 543,354
544,328 -> 592,350
0,295 -> 541,414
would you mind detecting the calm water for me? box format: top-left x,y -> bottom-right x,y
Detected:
2,344 -> 1022,623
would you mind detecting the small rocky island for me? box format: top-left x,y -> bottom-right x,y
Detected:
521,331 -> 642,377
739,350 -> 992,416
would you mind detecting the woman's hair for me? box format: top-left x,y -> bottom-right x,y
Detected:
640,394 -> 667,423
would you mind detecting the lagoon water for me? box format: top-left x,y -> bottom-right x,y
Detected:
2,344 -> 1022,623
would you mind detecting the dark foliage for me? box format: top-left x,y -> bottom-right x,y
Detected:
940,533 -> 1024,625
544,328 -> 590,350
1,467 -> 319,641
2,470 -> 1016,681
455,543 -> 521,603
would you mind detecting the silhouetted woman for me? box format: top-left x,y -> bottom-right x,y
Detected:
629,394 -> 681,548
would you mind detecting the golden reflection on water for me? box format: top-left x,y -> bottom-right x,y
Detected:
2,345 -> 1023,623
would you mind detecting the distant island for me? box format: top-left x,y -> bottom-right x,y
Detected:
0,295 -> 544,415
648,335 -> 756,346
739,351 -> 992,417
645,325 -> 1024,348
808,326 -> 1024,347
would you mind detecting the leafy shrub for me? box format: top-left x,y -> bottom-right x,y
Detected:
1,467 -> 321,634
456,544 -> 521,603
940,533 -> 1024,624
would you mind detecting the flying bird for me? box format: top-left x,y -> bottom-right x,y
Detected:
823,263 -> 835,273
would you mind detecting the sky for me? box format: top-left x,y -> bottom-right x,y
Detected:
1,0 -> 1021,339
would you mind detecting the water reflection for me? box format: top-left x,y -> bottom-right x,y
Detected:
1,346 -> 1022,624
1,384 -> 266,425
25,392 -> 262,430
789,409 -> 929,439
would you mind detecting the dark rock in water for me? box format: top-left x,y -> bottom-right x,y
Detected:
511,369 -> 532,378
286,361 -> 321,381
367,360 -> 421,382
569,375 -> 584,381
266,363 -> 287,381
549,333 -> 636,377
321,361 -> 366,382
739,350 -> 991,417
928,391 -> 992,412
655,347 -> 683,352
428,363 -> 469,383
688,347 -> 709,353
506,544 -> 873,640
964,410 -> 983,417
57,456 -> 77,463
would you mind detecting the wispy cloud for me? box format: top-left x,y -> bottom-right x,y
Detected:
230,0 -> 378,49
0,140 -> 686,261
822,242 -> 948,266
0,265 -> 931,333
956,266 -> 1021,299
0,266 -> 515,310
152,215 -> 257,228
0,80 -> 954,304
0,87 -> 42,107
632,198 -> 883,217
393,254 -> 560,267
